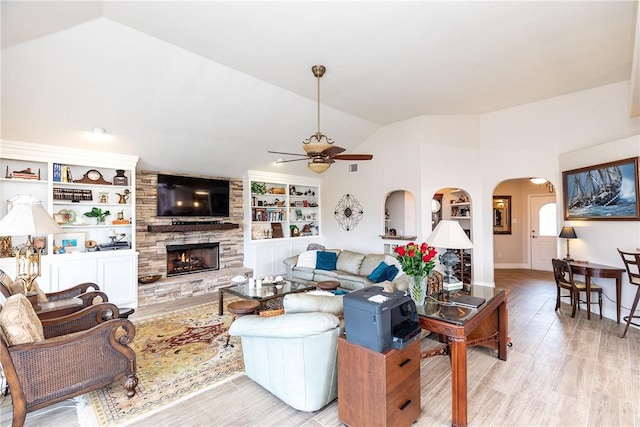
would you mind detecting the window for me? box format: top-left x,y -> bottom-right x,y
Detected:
538,203 -> 557,236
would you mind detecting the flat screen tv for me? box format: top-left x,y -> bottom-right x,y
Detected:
157,174 -> 230,217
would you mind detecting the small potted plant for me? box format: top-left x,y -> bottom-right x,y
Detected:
84,207 -> 111,225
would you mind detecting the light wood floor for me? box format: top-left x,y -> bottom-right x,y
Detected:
2,269 -> 639,426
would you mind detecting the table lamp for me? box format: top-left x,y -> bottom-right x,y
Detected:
558,226 -> 577,261
0,203 -> 64,294
426,220 -> 473,291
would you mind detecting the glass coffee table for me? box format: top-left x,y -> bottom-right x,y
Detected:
218,280 -> 315,315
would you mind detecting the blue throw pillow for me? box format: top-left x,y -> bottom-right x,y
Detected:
367,261 -> 389,283
385,265 -> 399,281
316,251 -> 338,271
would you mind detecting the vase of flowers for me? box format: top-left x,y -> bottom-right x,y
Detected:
394,242 -> 437,306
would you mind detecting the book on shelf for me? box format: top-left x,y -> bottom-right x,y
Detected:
53,163 -> 61,182
10,172 -> 39,180
5,166 -> 40,180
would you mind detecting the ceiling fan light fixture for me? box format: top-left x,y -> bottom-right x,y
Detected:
303,140 -> 333,154
308,161 -> 331,174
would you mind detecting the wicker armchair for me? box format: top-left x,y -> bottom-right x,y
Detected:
0,269 -> 108,318
0,297 -> 138,427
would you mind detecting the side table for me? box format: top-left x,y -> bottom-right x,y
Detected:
317,280 -> 340,292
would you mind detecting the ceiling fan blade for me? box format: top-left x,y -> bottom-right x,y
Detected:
321,145 -> 346,157
268,150 -> 309,157
276,158 -> 309,163
332,154 -> 373,161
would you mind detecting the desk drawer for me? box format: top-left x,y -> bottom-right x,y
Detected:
386,377 -> 421,427
386,340 -> 420,390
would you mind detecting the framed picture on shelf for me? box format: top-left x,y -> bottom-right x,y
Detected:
295,209 -> 303,220
562,157 -> 639,220
54,232 -> 85,254
271,222 -> 284,238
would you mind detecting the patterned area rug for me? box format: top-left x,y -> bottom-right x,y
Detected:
88,301 -> 244,426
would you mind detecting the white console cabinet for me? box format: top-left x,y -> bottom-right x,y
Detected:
0,140 -> 139,308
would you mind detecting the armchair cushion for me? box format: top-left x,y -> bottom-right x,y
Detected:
316,251 -> 338,271
7,279 -> 26,295
283,293 -> 343,316
367,261 -> 390,283
0,293 -> 44,345
336,250 -> 366,275
296,250 -> 318,268
229,312 -> 339,338
7,278 -> 48,303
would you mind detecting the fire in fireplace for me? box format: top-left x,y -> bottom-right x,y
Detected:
166,242 -> 220,276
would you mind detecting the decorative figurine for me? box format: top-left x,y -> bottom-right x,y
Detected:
113,169 -> 128,186
116,189 -> 130,204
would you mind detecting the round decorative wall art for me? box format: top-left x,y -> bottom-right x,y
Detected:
334,194 -> 364,231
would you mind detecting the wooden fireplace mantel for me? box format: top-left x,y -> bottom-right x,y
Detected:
147,223 -> 239,233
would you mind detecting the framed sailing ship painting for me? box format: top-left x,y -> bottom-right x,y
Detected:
563,157 -> 639,220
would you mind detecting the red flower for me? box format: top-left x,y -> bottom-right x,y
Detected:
393,241 -> 438,279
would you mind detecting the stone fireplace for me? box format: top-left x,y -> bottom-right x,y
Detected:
136,171 -> 251,306
166,242 -> 220,276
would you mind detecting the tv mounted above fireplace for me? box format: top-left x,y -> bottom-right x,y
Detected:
157,174 -> 230,217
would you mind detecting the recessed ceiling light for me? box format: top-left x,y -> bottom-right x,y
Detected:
91,127 -> 106,134
529,178 -> 547,185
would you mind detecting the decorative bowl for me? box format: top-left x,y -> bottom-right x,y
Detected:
138,274 -> 162,284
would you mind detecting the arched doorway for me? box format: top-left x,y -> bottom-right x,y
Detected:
493,178 -> 557,271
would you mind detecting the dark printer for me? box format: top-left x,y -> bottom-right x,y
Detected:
343,286 -> 421,353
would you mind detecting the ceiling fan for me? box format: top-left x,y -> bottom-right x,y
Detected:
269,65 -> 373,174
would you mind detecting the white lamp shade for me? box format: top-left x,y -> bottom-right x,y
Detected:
426,220 -> 473,249
0,204 -> 64,236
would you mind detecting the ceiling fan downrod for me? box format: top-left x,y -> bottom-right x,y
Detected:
304,64 -> 334,147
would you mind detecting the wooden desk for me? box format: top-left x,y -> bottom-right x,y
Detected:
418,287 -> 508,427
569,261 -> 625,322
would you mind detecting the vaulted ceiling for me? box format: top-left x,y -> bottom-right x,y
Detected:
2,1 -> 638,177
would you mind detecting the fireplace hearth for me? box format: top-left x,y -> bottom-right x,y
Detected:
166,243 -> 220,277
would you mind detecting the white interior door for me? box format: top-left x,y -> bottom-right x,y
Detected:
530,195 -> 557,271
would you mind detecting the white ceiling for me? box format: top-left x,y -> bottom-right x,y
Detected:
1,1 -> 638,178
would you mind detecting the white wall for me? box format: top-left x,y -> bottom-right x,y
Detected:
559,135 -> 640,321
320,80 -> 639,322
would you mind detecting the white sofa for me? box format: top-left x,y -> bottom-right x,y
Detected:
283,249 -> 411,292
228,293 -> 343,412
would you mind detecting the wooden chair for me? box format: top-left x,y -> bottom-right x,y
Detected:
0,269 -> 108,316
617,249 -> 640,338
552,258 -> 602,318
0,295 -> 137,427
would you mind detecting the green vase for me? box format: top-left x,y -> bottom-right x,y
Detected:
409,276 -> 427,306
